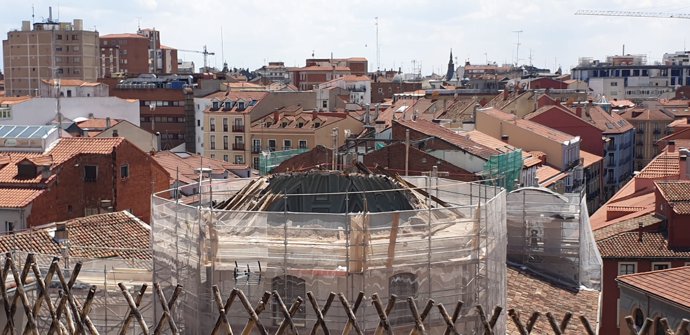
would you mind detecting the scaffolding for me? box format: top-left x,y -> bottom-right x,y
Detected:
259,149 -> 310,175
152,174 -> 507,334
505,187 -> 602,290
482,150 -> 523,192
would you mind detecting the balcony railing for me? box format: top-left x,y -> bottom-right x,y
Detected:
232,125 -> 245,132
232,143 -> 245,151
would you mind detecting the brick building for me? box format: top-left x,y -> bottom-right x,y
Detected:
0,137 -> 169,231
591,141 -> 690,334
100,28 -> 178,77
2,16 -> 100,97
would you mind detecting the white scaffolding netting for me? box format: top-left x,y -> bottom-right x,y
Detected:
152,176 -> 507,334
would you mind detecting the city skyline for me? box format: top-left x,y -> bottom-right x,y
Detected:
2,0 -> 690,74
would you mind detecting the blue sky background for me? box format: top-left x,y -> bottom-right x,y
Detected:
2,0 -> 690,74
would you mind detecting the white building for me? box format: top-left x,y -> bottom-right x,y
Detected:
317,75 -> 371,106
0,96 -> 140,127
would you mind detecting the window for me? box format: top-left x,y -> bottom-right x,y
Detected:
223,136 -> 229,150
299,140 -> 307,149
618,262 -> 637,275
84,165 -> 98,182
210,118 -> 216,132
120,164 -> 129,179
253,157 -> 260,170
322,100 -> 327,108
268,139 -> 276,151
283,139 -> 292,150
197,120 -> 201,127
234,155 -> 244,164
223,118 -> 228,132
252,139 -> 261,152
5,221 -> 14,233
388,273 -> 417,325
633,308 -> 645,331
210,135 -> 216,150
651,262 -> 670,271
223,155 -> 228,162
272,276 -> 305,325
610,82 -> 618,86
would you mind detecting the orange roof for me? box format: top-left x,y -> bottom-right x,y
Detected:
619,108 -> 672,121
599,232 -> 690,258
482,107 -> 577,143
395,119 -> 500,160
617,266 -> 690,308
610,99 -> 636,108
0,188 -> 44,208
76,118 -> 121,129
655,180 -> 690,214
152,151 -> 242,185
536,165 -> 567,187
0,96 -> 32,105
580,150 -> 603,168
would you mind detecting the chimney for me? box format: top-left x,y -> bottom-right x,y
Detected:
638,222 -> 643,242
501,135 -> 509,142
680,155 -> 688,180
21,21 -> 30,31
473,103 -> 480,122
55,221 -> 67,242
669,140 -> 676,153
503,89 -> 509,100
273,111 -> 280,123
49,6 -> 53,22
105,117 -> 111,129
575,107 -> 582,117
312,110 -> 318,120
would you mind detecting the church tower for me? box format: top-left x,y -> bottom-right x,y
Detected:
445,49 -> 455,81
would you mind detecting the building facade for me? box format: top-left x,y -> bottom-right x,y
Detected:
619,108 -> 673,171
2,16 -> 100,97
100,29 -> 178,77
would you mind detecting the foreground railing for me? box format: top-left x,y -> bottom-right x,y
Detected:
0,253 -> 688,334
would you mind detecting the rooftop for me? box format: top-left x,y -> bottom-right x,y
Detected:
619,108 -> 672,121
0,211 -> 151,260
152,151 -> 242,185
655,180 -> 690,214
597,231 -> 690,258
617,266 -> 690,309
507,266 -> 600,334
482,108 -> 578,143
395,119 -> 500,160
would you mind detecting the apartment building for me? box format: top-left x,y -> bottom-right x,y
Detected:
100,28 -> 178,77
2,14 -> 100,97
619,108 -> 673,170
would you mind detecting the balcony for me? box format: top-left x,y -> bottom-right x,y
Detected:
232,125 -> 245,132
232,143 -> 245,151
251,145 -> 261,153
653,129 -> 661,134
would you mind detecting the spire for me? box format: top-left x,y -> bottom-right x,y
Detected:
445,49 -> 455,81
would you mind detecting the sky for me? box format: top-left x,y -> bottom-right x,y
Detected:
2,0 -> 690,75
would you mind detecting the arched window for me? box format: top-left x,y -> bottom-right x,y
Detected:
272,275 -> 306,325
388,272 -> 417,326
633,308 -> 645,331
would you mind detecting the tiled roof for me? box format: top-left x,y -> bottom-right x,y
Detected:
536,165 -> 567,187
0,137 -> 125,186
655,181 -> 690,214
0,211 -> 151,260
152,151 -> 241,185
593,213 -> 663,241
482,108 -> 577,143
619,108 -> 672,121
637,150 -> 679,179
610,99 -> 636,108
580,105 -> 634,134
507,267 -> 600,335
597,232 -> 690,258
580,150 -> 603,168
76,118 -> 121,129
617,266 -> 690,308
395,119 -> 500,160
0,188 -> 44,208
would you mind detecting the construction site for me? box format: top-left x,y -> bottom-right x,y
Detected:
151,170 -> 507,334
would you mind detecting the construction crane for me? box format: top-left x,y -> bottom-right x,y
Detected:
178,45 -> 216,72
575,10 -> 690,19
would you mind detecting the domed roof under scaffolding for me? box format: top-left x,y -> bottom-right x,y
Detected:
214,170 -> 449,213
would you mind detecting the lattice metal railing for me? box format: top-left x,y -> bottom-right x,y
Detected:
1,253 -> 688,335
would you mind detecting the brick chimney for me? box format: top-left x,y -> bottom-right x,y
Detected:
680,154 -> 688,180
575,107 -> 582,117
503,89 -> 509,100
273,111 -> 280,124
669,140 -> 676,153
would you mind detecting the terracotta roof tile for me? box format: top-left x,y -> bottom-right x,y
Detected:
76,118 -> 120,129
617,266 -> 690,308
0,211 -> 151,260
507,267 -> 600,334
593,213 -> 663,241
152,151 -> 241,185
0,188 -> 44,208
619,108 -> 672,121
395,119 -> 500,160
597,232 -> 690,258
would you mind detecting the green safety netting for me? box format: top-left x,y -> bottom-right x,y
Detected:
482,149 -> 523,192
259,148 -> 309,175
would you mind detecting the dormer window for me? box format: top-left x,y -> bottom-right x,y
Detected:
314,122 -> 321,128
297,122 -> 304,128
264,121 -> 272,128
281,122 -> 288,128
17,163 -> 37,179
212,101 -> 220,110
224,101 -> 233,110
237,102 -> 246,111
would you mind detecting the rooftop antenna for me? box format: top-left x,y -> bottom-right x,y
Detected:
220,26 -> 225,65
513,30 -> 523,66
375,17 -> 380,71
312,50 -> 315,57
32,4 -> 35,25
136,16 -> 141,30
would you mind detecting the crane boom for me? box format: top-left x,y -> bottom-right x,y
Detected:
178,45 -> 216,72
575,10 -> 690,19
